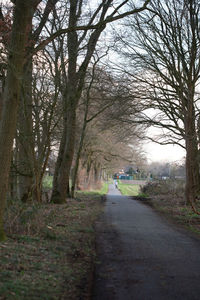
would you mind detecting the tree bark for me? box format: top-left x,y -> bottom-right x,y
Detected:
17,0 -> 58,202
184,98 -> 200,204
51,121 -> 67,203
51,0 -> 78,203
58,106 -> 76,200
0,1 -> 32,240
71,116 -> 87,198
51,100 -> 77,203
50,0 -> 151,203
18,60 -> 35,202
51,2 -> 105,203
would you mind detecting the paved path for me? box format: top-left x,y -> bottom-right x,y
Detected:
92,184 -> 200,300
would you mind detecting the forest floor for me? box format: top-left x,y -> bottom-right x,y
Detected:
0,191 -> 105,300
2,181 -> 200,299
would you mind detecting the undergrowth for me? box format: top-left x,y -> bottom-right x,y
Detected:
140,180 -> 200,235
0,190 -> 105,299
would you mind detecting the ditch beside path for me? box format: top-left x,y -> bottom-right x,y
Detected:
92,184 -> 200,300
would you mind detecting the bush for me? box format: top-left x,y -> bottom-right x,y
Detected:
141,179 -> 185,197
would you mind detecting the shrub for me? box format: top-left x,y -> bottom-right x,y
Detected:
141,179 -> 185,197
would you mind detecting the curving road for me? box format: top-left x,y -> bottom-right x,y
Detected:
92,184 -> 200,300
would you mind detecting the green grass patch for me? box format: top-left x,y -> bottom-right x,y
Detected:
81,181 -> 109,196
118,182 -> 140,196
1,193 -> 104,299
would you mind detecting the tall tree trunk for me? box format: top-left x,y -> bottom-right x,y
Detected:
51,0 -> 106,203
58,113 -> 76,201
18,61 -> 34,202
94,162 -> 101,186
71,99 -> 89,198
16,0 -> 58,202
0,1 -> 32,240
51,0 -> 78,203
185,127 -> 200,204
71,123 -> 86,198
185,139 -> 200,204
51,102 -> 77,203
51,123 -> 67,203
86,158 -> 92,189
71,57 -> 98,198
184,97 -> 200,204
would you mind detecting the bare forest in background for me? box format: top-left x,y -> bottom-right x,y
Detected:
0,0 -> 200,240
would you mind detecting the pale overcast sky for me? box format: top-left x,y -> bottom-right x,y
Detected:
144,142 -> 185,163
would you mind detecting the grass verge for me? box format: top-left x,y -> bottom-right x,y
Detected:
80,182 -> 109,196
139,180 -> 200,235
0,192 -> 105,299
148,196 -> 200,235
118,182 -> 140,196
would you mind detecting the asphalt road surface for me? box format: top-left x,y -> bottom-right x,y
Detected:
92,184 -> 200,300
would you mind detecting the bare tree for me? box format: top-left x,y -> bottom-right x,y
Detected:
71,55 -> 122,197
50,0 -> 150,203
73,70 -> 144,191
0,0 -> 150,239
115,0 -> 200,205
0,0 -> 42,240
16,0 -> 59,202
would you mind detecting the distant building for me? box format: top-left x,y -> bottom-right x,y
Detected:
113,173 -> 133,180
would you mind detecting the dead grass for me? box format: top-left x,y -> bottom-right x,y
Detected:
149,195 -> 200,233
0,193 -> 105,299
140,180 -> 200,235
